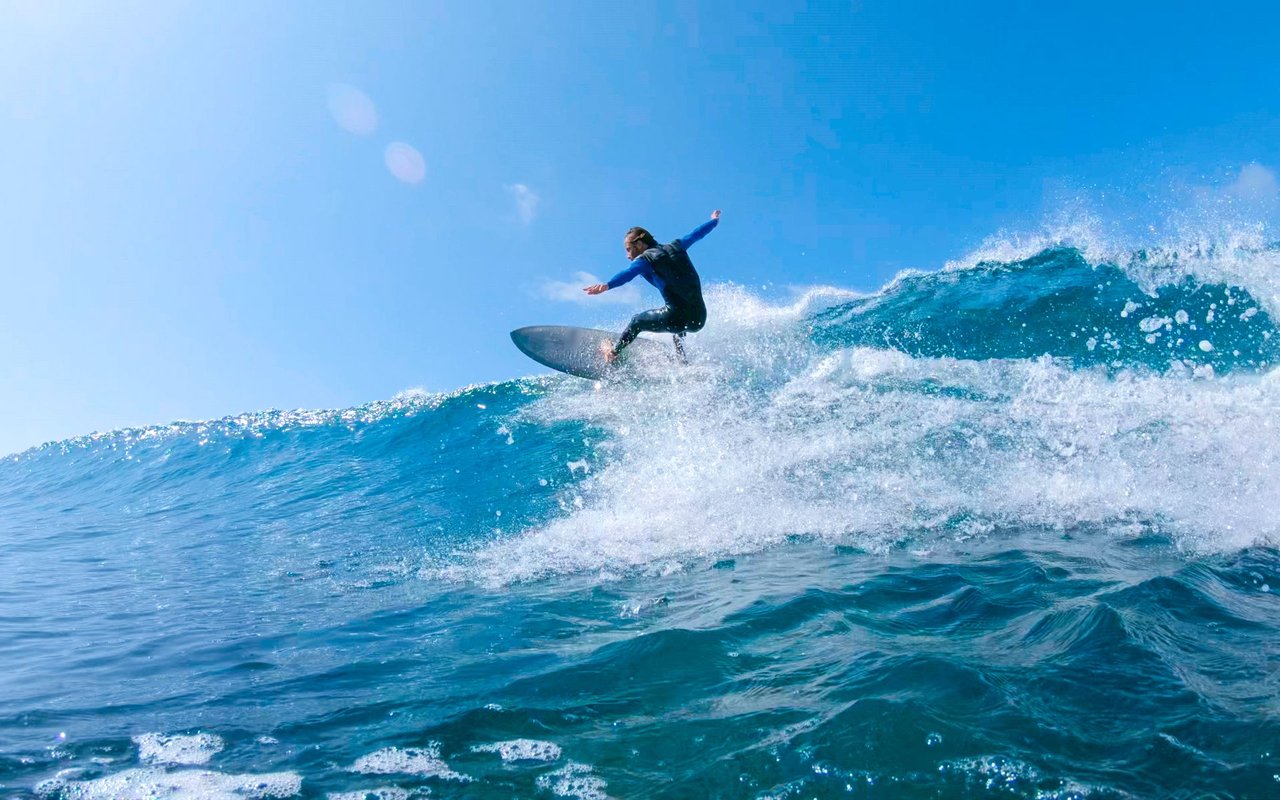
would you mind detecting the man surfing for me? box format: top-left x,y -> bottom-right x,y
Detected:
584,209 -> 721,363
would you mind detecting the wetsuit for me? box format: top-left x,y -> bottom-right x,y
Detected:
606,218 -> 718,354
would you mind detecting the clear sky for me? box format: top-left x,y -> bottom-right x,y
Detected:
3,0 -> 1279,455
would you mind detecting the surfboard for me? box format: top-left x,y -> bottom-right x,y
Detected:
510,325 -> 673,381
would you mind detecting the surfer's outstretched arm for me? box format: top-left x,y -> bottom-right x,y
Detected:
584,257 -> 649,295
606,258 -> 650,289
680,209 -> 722,249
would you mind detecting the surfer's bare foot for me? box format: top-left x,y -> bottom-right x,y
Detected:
600,340 -> 617,364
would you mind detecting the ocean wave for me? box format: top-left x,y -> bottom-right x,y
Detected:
811,245 -> 1278,373
5,241 -> 1279,587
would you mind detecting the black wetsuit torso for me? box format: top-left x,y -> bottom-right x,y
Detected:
640,241 -> 706,321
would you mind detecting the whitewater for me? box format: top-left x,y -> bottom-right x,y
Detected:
1,233 -> 1278,798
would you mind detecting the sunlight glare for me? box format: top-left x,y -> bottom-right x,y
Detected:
384,142 -> 426,184
326,83 -> 378,136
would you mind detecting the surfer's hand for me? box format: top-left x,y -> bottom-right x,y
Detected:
584,283 -> 608,295
711,209 -> 721,220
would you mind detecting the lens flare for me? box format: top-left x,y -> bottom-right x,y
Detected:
326,84 -> 378,136
384,142 -> 426,184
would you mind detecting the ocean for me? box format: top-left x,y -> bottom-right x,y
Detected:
2,238 -> 1278,799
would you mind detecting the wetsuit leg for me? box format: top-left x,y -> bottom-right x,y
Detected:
617,306 -> 680,351
671,309 -> 703,364
617,305 -> 705,360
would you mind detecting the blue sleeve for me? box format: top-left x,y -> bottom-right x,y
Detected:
678,218 -> 719,249
606,258 -> 649,289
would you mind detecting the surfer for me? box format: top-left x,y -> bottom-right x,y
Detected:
584,209 -> 721,363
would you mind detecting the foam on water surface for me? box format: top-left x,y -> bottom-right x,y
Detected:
535,762 -> 610,800
35,766 -> 301,800
327,789 -> 422,800
133,732 -> 224,766
456,338 -> 1280,584
470,738 -> 562,762
349,745 -> 469,782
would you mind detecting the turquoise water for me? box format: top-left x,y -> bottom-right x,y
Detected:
2,243 -> 1279,799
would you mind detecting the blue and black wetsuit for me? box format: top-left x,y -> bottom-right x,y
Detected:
607,217 -> 718,353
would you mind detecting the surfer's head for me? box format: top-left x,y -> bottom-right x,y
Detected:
624,227 -> 657,259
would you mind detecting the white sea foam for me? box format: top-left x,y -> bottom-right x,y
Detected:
327,788 -> 422,800
471,738 -> 562,762
459,275 -> 1280,584
35,766 -> 300,799
133,732 -> 224,766
350,744 -> 469,781
941,209 -> 1112,275
705,282 -> 862,327
535,762 -> 610,800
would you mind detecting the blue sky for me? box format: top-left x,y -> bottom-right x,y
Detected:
2,0 -> 1279,455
